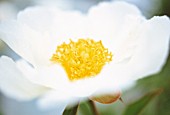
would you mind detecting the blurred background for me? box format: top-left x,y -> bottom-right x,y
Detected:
0,0 -> 170,115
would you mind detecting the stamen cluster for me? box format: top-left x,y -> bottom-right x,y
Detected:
51,39 -> 113,81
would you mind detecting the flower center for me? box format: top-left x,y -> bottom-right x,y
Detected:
51,38 -> 113,81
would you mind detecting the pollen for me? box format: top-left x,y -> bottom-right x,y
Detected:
51,39 -> 113,81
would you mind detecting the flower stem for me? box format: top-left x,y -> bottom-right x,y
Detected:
89,100 -> 99,115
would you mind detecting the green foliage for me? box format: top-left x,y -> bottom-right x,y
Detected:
63,101 -> 95,115
124,55 -> 170,115
161,0 -> 170,16
77,101 -> 94,115
63,104 -> 79,115
135,55 -> 170,115
123,89 -> 162,115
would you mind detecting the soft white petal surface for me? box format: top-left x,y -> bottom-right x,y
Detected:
96,16 -> 170,90
17,6 -> 88,51
16,60 -> 101,97
127,16 -> 170,79
86,1 -> 144,52
0,20 -> 54,66
38,90 -> 79,111
17,7 -> 87,38
1,95 -> 65,115
0,56 -> 48,100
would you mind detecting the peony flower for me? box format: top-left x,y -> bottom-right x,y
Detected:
0,1 -> 170,114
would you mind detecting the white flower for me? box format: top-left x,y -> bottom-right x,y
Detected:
0,1 -> 170,114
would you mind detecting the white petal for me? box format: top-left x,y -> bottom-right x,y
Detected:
87,1 -> 144,51
1,95 -> 63,115
18,63 -> 98,97
97,16 -> 170,91
17,60 -> 105,97
17,7 -> 87,40
38,90 -> 79,112
128,16 -> 170,79
17,59 -> 98,97
0,21 -> 35,65
92,62 -> 134,91
16,60 -> 69,90
0,56 -> 48,100
17,7 -> 61,33
35,65 -> 110,97
0,20 -> 54,66
112,15 -> 145,63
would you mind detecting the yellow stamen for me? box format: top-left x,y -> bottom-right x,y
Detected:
51,38 -> 113,81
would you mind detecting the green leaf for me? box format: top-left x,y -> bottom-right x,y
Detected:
77,101 -> 95,115
123,89 -> 163,115
63,104 -> 79,115
63,100 -> 97,115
